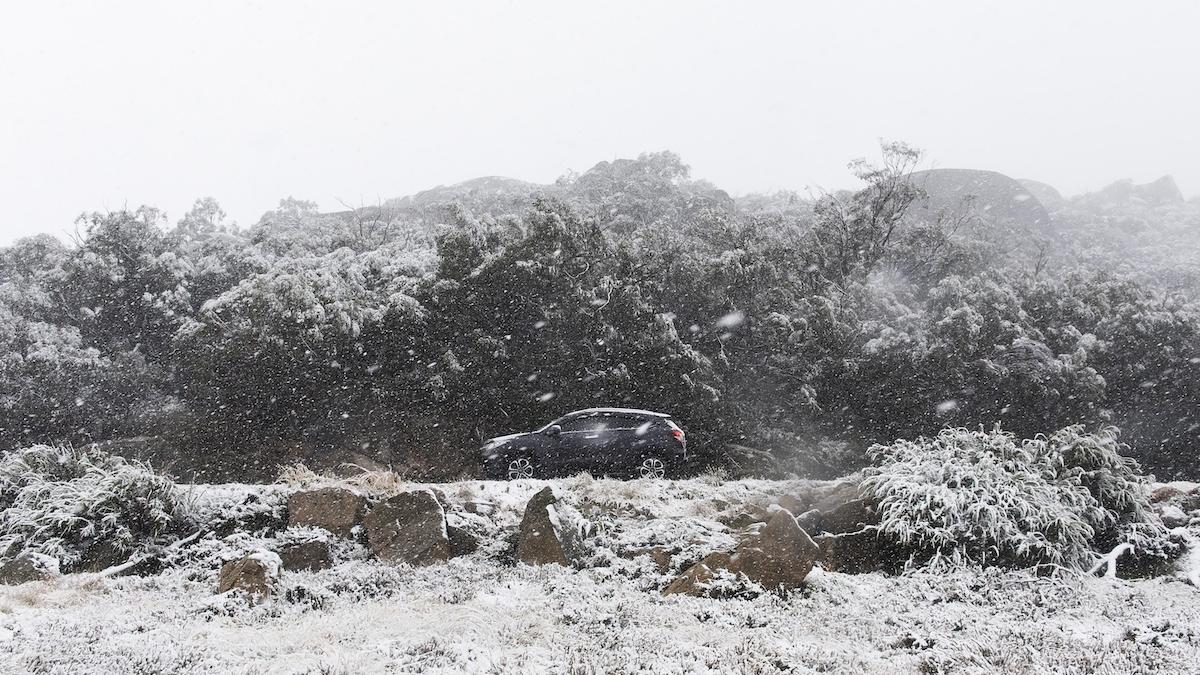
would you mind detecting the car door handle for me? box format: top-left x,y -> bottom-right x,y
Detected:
584,434 -> 600,439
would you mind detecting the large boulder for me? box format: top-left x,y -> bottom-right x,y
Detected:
287,487 -> 367,538
278,538 -> 333,572
1135,176 -> 1185,206
363,490 -> 450,566
217,550 -> 280,602
731,510 -> 821,591
517,487 -> 570,566
904,168 -> 1052,229
1017,179 -> 1065,209
0,552 -> 60,585
665,510 -> 820,595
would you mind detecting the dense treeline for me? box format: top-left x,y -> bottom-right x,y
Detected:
1,144 -> 1198,480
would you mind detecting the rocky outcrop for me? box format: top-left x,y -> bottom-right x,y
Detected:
217,550 -> 280,602
0,552 -> 60,585
363,490 -> 450,566
1091,176 -> 1185,207
1135,176 -> 1185,206
517,487 -> 570,566
287,487 -> 367,538
278,538 -> 333,572
665,510 -> 820,596
904,168 -> 1052,229
1018,179 -> 1065,209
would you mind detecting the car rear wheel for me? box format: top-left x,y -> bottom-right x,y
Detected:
638,456 -> 666,480
507,457 -> 535,480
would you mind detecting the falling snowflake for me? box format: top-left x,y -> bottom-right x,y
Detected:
715,311 -> 745,330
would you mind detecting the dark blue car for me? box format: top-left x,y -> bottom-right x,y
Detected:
480,408 -> 687,480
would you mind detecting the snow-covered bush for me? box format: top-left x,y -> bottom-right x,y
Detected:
0,444 -> 190,570
863,426 -> 1177,571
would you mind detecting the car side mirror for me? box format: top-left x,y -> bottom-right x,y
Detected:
545,424 -> 562,437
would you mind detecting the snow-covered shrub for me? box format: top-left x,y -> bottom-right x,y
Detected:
0,444 -> 190,570
863,426 -> 1177,571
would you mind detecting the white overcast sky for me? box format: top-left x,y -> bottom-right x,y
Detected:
1,0 -> 1198,244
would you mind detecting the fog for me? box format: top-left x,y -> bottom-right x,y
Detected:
1,0 -> 1198,244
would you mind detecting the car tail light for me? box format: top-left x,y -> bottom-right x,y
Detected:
671,428 -> 685,444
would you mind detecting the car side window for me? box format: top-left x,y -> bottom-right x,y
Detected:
606,414 -> 647,430
557,415 -> 599,432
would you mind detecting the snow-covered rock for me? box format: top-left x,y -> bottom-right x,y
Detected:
287,487 -> 367,538
517,486 -> 570,566
217,549 -> 280,602
0,552 -> 60,585
278,538 -> 333,572
363,490 -> 449,566
666,509 -> 820,595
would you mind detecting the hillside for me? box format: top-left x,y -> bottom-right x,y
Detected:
1,469 -> 1198,674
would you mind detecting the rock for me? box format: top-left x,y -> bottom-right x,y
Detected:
278,539 -> 333,571
0,552 -> 60,584
217,551 -> 280,602
665,510 -> 820,595
464,500 -> 496,516
1088,176 -> 1185,208
817,530 -> 884,574
663,552 -> 733,595
1159,504 -> 1189,529
428,488 -> 451,510
904,168 -> 1052,229
719,503 -> 772,530
776,494 -> 808,516
625,547 -> 673,573
517,487 -> 570,566
1018,179 -> 1065,209
795,508 -> 823,533
363,490 -> 450,566
730,510 -> 820,592
1135,175 -> 1184,206
647,547 -> 674,573
820,498 -> 878,534
810,480 -> 865,514
1152,485 -> 1184,502
447,524 -> 479,558
287,487 -> 367,538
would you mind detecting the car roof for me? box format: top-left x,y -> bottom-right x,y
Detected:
562,407 -> 671,419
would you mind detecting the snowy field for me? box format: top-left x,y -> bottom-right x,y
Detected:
2,476 -> 1198,674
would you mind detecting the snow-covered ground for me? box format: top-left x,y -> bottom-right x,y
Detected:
2,475 -> 1198,674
